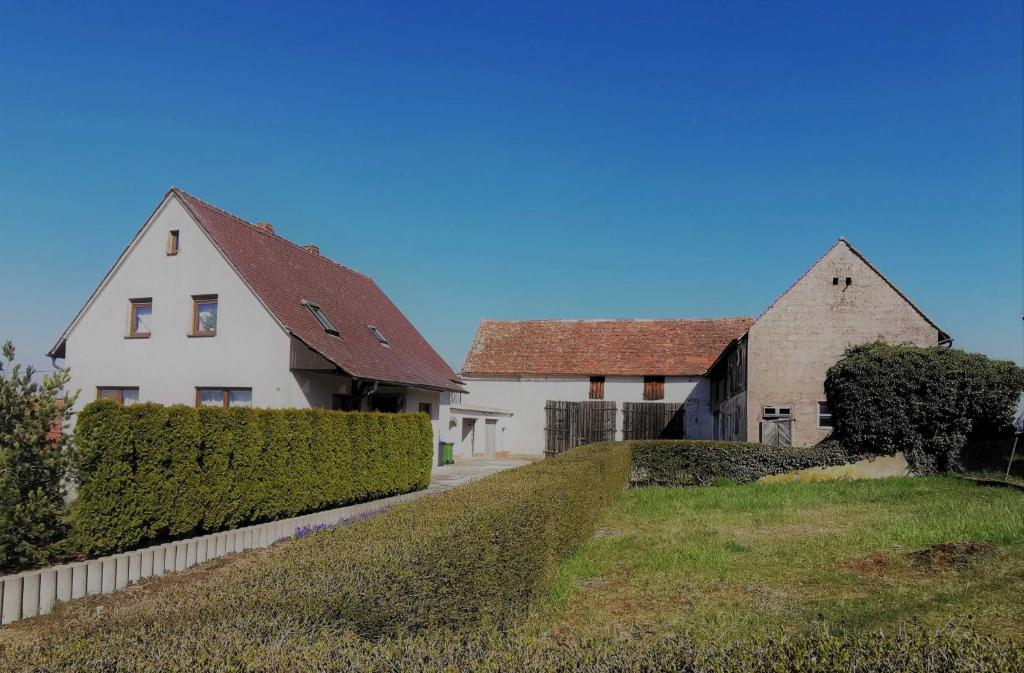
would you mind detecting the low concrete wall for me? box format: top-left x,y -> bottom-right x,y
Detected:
0,490 -> 419,626
758,452 -> 911,484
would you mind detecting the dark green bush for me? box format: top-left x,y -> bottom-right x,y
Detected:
0,341 -> 76,573
825,342 -> 1024,474
630,439 -> 858,486
68,400 -> 433,556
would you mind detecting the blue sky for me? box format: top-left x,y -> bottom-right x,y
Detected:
1,1 -> 1021,373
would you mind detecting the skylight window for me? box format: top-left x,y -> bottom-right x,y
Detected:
368,325 -> 389,346
301,300 -> 339,336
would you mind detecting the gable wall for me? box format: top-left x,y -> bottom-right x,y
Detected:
62,196 -> 309,412
745,243 -> 940,446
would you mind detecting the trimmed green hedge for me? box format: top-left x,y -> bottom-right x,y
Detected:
8,442 -> 628,661
630,439 -> 858,486
68,400 -> 433,556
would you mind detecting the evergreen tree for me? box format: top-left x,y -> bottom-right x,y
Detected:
0,341 -> 77,573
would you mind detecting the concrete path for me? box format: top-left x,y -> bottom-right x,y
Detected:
426,458 -> 534,492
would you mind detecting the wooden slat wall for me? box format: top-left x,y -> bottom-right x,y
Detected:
544,400 -> 616,457
622,402 -> 685,440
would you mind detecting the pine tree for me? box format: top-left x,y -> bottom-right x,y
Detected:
0,340 -> 77,573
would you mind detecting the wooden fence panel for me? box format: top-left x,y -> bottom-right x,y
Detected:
622,402 -> 685,440
545,401 -> 617,457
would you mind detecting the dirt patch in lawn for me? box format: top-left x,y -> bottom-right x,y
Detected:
843,550 -> 893,575
908,541 -> 997,569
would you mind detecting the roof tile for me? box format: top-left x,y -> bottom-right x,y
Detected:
462,318 -> 754,377
175,189 -> 462,391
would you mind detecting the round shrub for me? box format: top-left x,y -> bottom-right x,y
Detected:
825,342 -> 1024,474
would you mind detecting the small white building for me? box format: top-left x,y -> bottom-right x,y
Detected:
48,188 -> 465,462
460,318 -> 753,456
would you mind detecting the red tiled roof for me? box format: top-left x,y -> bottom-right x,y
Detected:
174,189 -> 462,391
462,318 -> 755,377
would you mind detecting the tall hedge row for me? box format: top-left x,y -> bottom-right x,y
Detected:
630,439 -> 857,486
68,400 -> 433,556
825,342 -> 1024,474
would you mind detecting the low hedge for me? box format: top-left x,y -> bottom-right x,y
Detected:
68,400 -> 433,556
3,623 -> 1021,672
630,439 -> 859,486
6,441 -> 629,662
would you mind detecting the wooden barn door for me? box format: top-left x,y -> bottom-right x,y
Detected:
545,400 -> 617,457
622,402 -> 685,440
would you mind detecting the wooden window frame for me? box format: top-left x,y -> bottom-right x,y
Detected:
191,295 -> 218,337
762,405 -> 792,420
194,387 -> 252,409
96,386 -> 139,405
642,376 -> 665,401
167,230 -> 180,256
128,299 -> 152,338
589,376 -> 605,400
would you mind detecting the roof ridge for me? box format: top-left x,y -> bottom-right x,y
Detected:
172,187 -> 373,281
479,316 -> 755,324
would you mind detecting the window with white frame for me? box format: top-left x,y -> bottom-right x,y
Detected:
818,401 -> 833,428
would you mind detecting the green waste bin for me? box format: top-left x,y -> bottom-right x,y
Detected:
439,441 -> 454,466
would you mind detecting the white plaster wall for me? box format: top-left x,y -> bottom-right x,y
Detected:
62,195 -> 310,414
403,388 -> 446,458
461,375 -> 711,456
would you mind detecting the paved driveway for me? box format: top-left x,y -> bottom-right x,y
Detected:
426,458 -> 534,492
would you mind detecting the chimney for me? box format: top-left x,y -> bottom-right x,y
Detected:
256,222 -> 274,234
304,244 -> 320,255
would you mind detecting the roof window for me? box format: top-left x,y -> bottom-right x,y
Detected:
368,325 -> 389,346
301,300 -> 339,336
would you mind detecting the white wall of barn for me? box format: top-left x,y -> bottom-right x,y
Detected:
461,375 -> 712,456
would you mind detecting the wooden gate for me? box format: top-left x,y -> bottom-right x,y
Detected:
544,401 -> 617,457
622,402 -> 685,440
760,418 -> 793,447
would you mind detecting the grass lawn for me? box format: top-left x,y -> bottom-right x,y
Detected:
528,477 -> 1024,642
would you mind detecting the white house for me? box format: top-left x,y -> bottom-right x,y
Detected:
48,188 -> 465,460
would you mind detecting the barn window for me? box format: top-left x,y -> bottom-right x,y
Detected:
763,406 -> 791,419
818,401 -> 833,428
832,277 -> 839,285
643,376 -> 665,401
589,376 -> 605,400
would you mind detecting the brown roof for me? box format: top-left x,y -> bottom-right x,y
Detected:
48,189 -> 462,392
172,190 -> 462,391
462,318 -> 755,377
